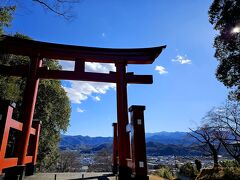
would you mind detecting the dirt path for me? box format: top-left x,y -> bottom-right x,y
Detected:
25,173 -> 164,180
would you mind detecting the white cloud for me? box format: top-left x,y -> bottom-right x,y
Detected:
85,62 -> 115,73
58,60 -> 75,71
76,107 -> 84,113
59,62 -> 116,104
93,96 -> 101,101
63,81 -> 115,104
58,61 -> 116,73
155,65 -> 168,74
172,55 -> 192,64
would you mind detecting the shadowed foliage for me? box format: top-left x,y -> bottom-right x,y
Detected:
0,10 -> 71,171
209,0 -> 240,100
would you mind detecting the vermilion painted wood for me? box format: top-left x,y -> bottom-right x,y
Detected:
0,104 -> 41,172
32,121 -> 41,164
38,69 -> 153,84
129,105 -> 148,178
0,106 -> 23,173
0,66 -> 153,84
0,107 -> 13,173
2,158 -> 18,169
0,35 -> 166,64
126,74 -> 153,84
10,118 -> 23,131
115,63 -> 131,176
30,128 -> 36,136
0,35 -> 166,178
126,158 -> 132,168
18,57 -> 42,165
27,121 -> 41,165
38,69 -> 116,82
24,156 -> 33,164
74,60 -> 85,72
112,123 -> 118,174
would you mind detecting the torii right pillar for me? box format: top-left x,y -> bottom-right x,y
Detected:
129,105 -> 148,180
115,63 -> 131,179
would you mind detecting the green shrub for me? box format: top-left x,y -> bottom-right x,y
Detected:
154,166 -> 174,179
196,167 -> 240,180
196,168 -> 223,180
223,167 -> 240,180
179,162 -> 198,178
220,160 -> 239,167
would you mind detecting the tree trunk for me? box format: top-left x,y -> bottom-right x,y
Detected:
236,157 -> 240,165
213,150 -> 219,167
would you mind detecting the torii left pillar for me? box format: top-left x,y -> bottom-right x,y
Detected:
5,57 -> 42,179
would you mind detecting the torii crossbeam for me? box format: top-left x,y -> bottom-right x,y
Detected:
0,35 -> 166,180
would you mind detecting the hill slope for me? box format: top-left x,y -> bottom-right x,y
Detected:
59,132 -> 199,156
60,132 -> 191,150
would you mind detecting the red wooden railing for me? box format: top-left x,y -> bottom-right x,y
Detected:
0,101 -> 41,173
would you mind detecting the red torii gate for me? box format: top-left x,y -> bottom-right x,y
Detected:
0,35 -> 165,180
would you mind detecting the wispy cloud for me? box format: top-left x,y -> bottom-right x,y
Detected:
85,62 -> 115,73
63,81 -> 115,104
58,60 -> 75,71
93,96 -> 101,101
172,55 -> 191,64
76,107 -> 84,113
155,65 -> 168,74
60,62 -> 116,104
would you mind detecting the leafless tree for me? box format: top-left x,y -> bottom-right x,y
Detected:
32,0 -> 81,19
206,99 -> 240,164
189,124 -> 221,167
56,150 -> 81,172
89,149 -> 112,172
1,0 -> 82,20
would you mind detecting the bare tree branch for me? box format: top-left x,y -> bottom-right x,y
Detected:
189,125 -> 221,167
32,0 -> 82,20
33,0 -> 65,17
205,99 -> 240,164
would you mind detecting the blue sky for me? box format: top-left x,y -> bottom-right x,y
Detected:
2,0 -> 228,136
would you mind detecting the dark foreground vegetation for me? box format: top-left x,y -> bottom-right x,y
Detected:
0,6 -> 71,172
150,160 -> 240,180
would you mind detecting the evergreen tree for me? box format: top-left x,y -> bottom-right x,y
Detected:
209,0 -> 240,100
0,6 -> 16,34
0,55 -> 71,171
0,8 -> 71,171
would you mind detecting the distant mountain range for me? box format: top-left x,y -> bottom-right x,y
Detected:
60,134 -> 113,149
146,131 -> 191,145
59,132 -> 201,156
60,131 -> 190,149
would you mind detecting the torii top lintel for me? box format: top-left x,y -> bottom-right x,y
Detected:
0,35 -> 166,64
